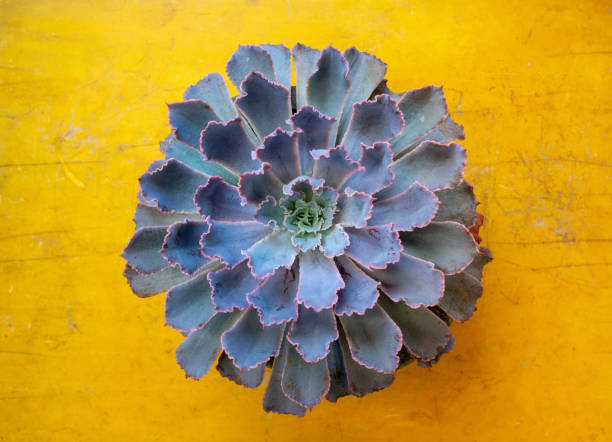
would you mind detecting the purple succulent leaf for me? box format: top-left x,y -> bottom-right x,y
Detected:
245,230 -> 298,278
378,294 -> 451,362
390,85 -> 464,156
208,260 -> 257,312
337,326 -> 395,396
183,72 -> 238,122
434,180 -> 478,226
291,232 -> 321,252
165,271 -> 217,331
306,46 -> 350,146
325,340 -> 352,402
336,47 -> 387,142
288,305 -> 338,363
263,332 -> 307,417
239,163 -> 284,204
368,253 -> 445,308
439,272 -> 483,322
200,220 -> 271,267
464,246 -> 493,280
404,116 -> 465,155
121,227 -> 168,274
261,44 -> 291,90
133,204 -> 200,229
418,334 -> 455,368
161,220 -> 212,275
256,129 -> 301,183
216,351 -> 265,389
292,43 -> 321,109
400,221 -> 478,274
226,44 -> 276,90
255,196 -> 284,227
377,141 -> 466,200
139,159 -> 207,212
194,177 -> 256,221
290,106 -> 336,174
221,307 -> 284,370
176,310 -> 243,379
341,142 -> 394,195
339,304 -> 402,373
200,117 -> 260,174
247,265 -> 299,325
341,94 -> 404,161
334,189 -> 373,228
168,100 -> 220,148
311,146 -> 360,189
334,255 -> 380,316
282,341 -> 331,409
123,264 -> 193,298
371,79 -> 402,101
319,224 -> 349,258
344,225 -> 402,269
282,175 -> 324,197
235,72 -> 291,140
369,182 -> 439,232
296,250 -> 344,311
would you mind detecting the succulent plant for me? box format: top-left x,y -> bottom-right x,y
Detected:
122,43 -> 492,416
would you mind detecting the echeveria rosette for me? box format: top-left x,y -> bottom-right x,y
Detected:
122,43 -> 492,416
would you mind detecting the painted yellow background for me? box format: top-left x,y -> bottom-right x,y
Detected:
1,0 -> 611,440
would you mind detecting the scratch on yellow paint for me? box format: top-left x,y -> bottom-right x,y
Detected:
1,1 -> 611,441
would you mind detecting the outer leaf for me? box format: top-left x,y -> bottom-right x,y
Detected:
261,43 -> 291,90
122,227 -> 168,274
282,342 -> 330,409
434,180 -> 478,226
464,246 -> 493,280
288,305 -> 338,363
439,272 -> 483,322
341,142 -> 394,195
216,352 -> 265,389
200,117 -> 260,174
226,44 -> 276,90
200,220 -> 271,267
344,225 -> 402,269
133,203 -> 199,229
183,72 -> 238,122
334,255 -> 379,316
165,271 -> 217,331
248,265 -> 299,325
161,220 -> 212,275
123,264 -> 193,298
296,250 -> 344,311
168,100 -> 220,148
239,163 -> 284,204
325,340 -> 352,402
208,260 -> 257,312
292,43 -> 320,109
195,177 -> 256,221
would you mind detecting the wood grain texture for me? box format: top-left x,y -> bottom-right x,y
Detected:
1,0 -> 610,440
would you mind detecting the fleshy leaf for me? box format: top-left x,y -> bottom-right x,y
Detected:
292,43 -> 320,109
195,177 -> 256,221
133,204 -> 199,229
261,43 -> 291,89
341,142 -> 394,195
166,271 -> 217,331
183,73 -> 238,122
368,253 -> 445,308
418,334 -> 455,368
325,340 -> 352,402
296,250 -> 344,311
439,272 -> 483,322
378,294 -> 450,361
123,264 -> 193,298
208,260 -> 257,312
239,163 -> 284,204
282,342 -> 330,409
338,327 -> 395,396
263,331 -> 307,417
369,182 -> 439,232
162,220 -> 212,275
226,45 -> 276,90
221,307 -> 284,370
319,224 -> 349,258
464,246 -> 493,280
312,146 -> 360,189
334,255 -> 379,316
288,305 -> 338,363
334,189 -> 373,228
216,352 -> 265,389
306,46 -> 349,146
168,100 -> 220,148
235,72 -> 291,140
282,175 -> 324,197
139,159 -> 207,212
200,117 -> 260,174
248,265 -> 299,325
341,94 -> 404,161
200,220 -> 271,267
245,230 -> 298,278
344,225 -> 402,269
400,221 -> 478,274
176,310 -> 242,379
339,304 -> 402,373
377,141 -> 466,199
434,180 -> 478,226
255,197 -> 284,227
291,232 -> 321,252
256,129 -> 301,183
122,227 -> 168,274
291,106 -> 335,174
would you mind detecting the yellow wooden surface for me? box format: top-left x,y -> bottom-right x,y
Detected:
1,0 -> 611,440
